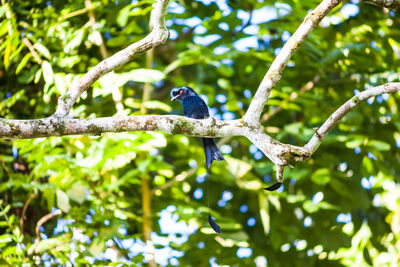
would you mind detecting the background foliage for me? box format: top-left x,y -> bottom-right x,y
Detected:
1,0 -> 400,266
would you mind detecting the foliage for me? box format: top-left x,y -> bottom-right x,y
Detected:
1,0 -> 400,266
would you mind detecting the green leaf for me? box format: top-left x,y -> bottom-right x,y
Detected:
217,78 -> 230,89
143,100 -> 172,112
368,140 -> 391,151
66,182 -> 87,204
54,73 -> 66,94
33,43 -> 51,60
106,35 -> 127,47
15,53 -> 32,74
362,156 -> 374,173
4,35 -> 12,70
41,60 -> 54,84
258,192 -> 270,234
114,209 -> 128,220
345,138 -> 364,149
388,38 -> 400,59
0,6 -> 6,18
89,238 -> 105,256
0,205 -> 10,216
284,122 -> 302,135
34,68 -> 42,84
64,29 -> 84,53
0,234 -> 12,244
42,186 -> 55,211
34,238 -> 63,253
0,19 -> 8,37
225,156 -> 252,180
128,68 -> 165,83
117,5 -> 132,27
311,168 -> 330,185
303,200 -> 337,213
303,200 -> 318,213
56,189 -> 71,213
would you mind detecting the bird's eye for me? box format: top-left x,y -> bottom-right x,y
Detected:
179,90 -> 183,94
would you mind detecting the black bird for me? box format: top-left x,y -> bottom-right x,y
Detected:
171,86 -> 223,233
170,86 -> 224,169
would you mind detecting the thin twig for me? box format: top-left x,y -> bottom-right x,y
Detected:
29,209 -> 62,255
261,76 -> 320,123
59,6 -> 92,22
84,0 -> 126,114
22,38 -> 43,64
35,209 -> 62,242
244,0 -> 342,125
152,167 -> 198,194
305,83 -> 400,153
20,192 -> 38,234
0,158 -> 12,177
140,52 -> 154,114
85,0 -> 108,59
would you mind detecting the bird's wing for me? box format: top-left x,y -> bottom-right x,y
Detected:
198,97 -> 210,118
183,96 -> 210,119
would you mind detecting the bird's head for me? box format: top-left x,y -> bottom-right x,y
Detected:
170,86 -> 197,102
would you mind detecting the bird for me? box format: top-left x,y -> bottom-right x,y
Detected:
171,86 -> 223,233
170,86 -> 224,170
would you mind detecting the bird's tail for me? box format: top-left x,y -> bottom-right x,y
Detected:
202,138 -> 224,169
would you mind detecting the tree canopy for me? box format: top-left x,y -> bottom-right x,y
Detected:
0,0 -> 400,266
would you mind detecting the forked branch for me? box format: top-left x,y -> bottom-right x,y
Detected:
0,0 -> 398,186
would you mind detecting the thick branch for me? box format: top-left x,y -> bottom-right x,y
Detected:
1,80 -> 397,183
244,0 -> 341,125
2,0 -> 398,187
0,116 -> 241,139
0,116 -> 307,167
362,0 -> 400,11
305,83 -> 400,153
53,0 -> 170,118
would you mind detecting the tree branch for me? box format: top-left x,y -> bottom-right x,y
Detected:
53,0 -> 170,118
243,0 -> 341,125
0,116 -> 308,166
2,0 -> 398,187
2,82 -> 398,183
35,209 -> 62,242
362,0 -> 400,11
28,209 -> 62,255
305,83 -> 400,153
20,192 -> 38,235
22,38 -> 43,65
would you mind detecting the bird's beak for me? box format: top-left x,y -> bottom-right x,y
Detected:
171,95 -> 180,102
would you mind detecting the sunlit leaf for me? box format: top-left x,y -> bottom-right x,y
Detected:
128,68 -> 165,83
56,189 -> 71,213
117,4 -> 132,27
67,182 -> 87,204
34,43 -> 51,60
368,140 -> 391,151
41,60 -> 54,84
311,168 -> 330,185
